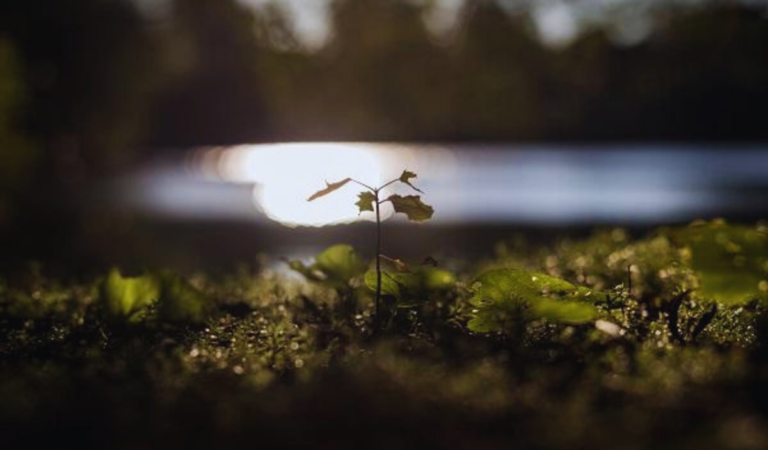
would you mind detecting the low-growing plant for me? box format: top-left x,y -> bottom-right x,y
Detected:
467,268 -> 602,335
101,268 -> 209,324
308,170 -> 434,331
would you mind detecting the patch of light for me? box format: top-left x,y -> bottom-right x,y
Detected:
239,0 -> 332,49
216,143 -> 398,227
423,0 -> 464,37
533,2 -> 579,48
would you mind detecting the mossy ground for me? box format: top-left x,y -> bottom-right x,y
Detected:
2,225 -> 768,449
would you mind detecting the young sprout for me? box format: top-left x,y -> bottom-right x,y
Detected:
308,170 -> 434,332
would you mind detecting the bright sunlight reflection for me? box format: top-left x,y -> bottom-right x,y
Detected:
216,143 -> 392,227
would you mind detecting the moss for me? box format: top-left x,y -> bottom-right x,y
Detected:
1,224 -> 768,449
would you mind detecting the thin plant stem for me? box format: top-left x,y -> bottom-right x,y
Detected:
350,178 -> 376,192
374,189 -> 382,333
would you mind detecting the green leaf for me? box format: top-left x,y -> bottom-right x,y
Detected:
356,191 -> 376,213
307,178 -> 351,201
102,269 -> 160,322
422,267 -> 456,290
531,299 -> 597,324
673,220 -> 768,304
364,267 -> 455,308
467,268 -> 599,333
287,260 -> 325,282
158,272 -> 209,323
315,244 -> 368,282
386,194 -> 434,222
289,244 -> 367,289
365,270 -> 408,298
399,170 -> 423,193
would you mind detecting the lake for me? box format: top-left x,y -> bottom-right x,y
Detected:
118,143 -> 768,226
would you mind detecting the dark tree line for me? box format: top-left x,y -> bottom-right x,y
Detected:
0,0 -> 767,266
0,0 -> 767,192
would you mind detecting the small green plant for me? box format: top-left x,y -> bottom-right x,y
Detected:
101,268 -> 209,324
308,170 -> 434,331
467,268 -> 601,334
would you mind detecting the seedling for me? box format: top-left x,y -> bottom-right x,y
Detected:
308,170 -> 434,331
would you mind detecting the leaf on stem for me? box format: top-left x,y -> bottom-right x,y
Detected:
356,191 -> 376,213
399,170 -> 424,193
307,178 -> 352,201
102,269 -> 160,322
386,194 -> 434,222
381,254 -> 411,272
287,244 -> 367,289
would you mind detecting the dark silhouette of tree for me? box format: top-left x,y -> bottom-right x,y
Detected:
147,0 -> 273,146
310,0 -> 454,140
452,0 -> 548,139
0,0 -> 163,177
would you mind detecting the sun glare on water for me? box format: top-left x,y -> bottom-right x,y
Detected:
217,143 -> 391,226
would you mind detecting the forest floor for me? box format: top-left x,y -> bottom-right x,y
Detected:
1,220 -> 767,449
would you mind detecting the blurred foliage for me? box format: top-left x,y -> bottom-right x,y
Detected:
670,219 -> 768,305
102,268 -> 161,322
149,0 -> 271,146
288,243 -> 367,290
0,39 -> 36,230
364,265 -> 455,308
0,40 -> 35,189
101,268 -> 209,323
1,0 -> 765,166
0,0 -> 164,176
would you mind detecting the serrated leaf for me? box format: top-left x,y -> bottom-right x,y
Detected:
386,194 -> 434,222
356,191 -> 376,213
399,170 -> 423,193
307,178 -> 351,201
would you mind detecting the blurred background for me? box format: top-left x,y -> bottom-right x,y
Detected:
0,0 -> 767,272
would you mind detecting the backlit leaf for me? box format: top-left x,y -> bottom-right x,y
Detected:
467,268 -> 599,332
102,269 -> 160,322
365,270 -> 408,298
315,244 -> 368,283
364,267 -> 455,308
289,244 -> 367,289
672,220 -> 768,304
399,170 -> 423,193
356,191 -> 376,213
531,299 -> 597,324
307,178 -> 351,201
386,194 -> 434,222
158,272 -> 209,323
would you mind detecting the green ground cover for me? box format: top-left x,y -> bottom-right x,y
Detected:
1,220 -> 767,449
